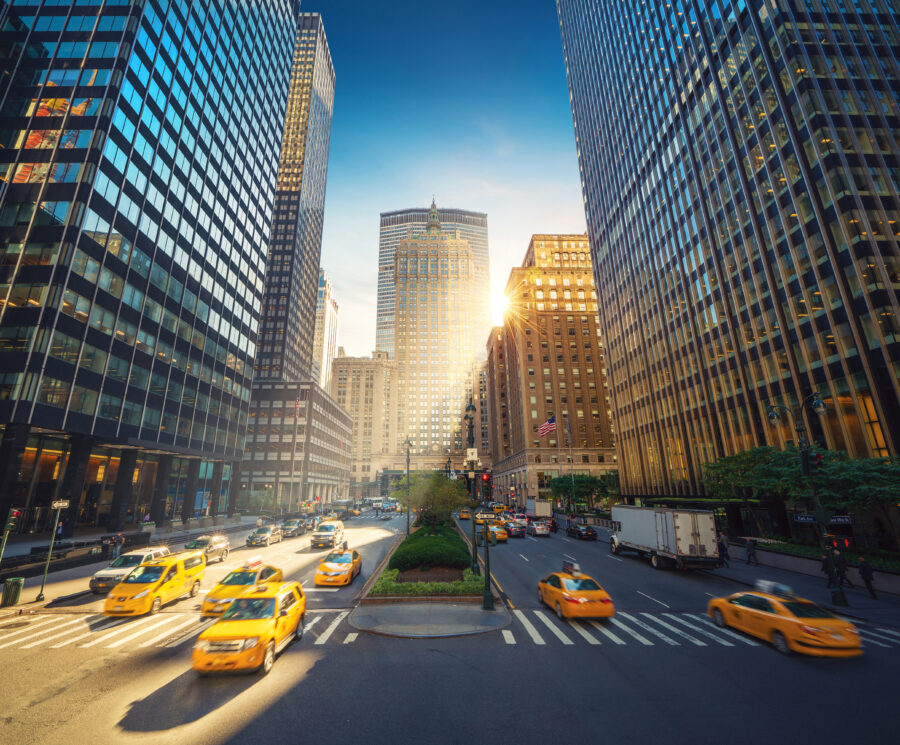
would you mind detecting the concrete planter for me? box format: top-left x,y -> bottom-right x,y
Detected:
199,517 -> 213,528
361,594 -> 491,604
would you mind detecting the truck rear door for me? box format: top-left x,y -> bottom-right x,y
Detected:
655,511 -> 671,554
673,511 -> 698,556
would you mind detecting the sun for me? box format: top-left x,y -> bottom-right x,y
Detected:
491,294 -> 510,324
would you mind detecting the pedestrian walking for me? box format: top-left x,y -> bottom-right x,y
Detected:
56,521 -> 64,540
717,536 -> 730,567
256,516 -> 263,528
834,550 -> 854,588
821,553 -> 834,587
745,537 -> 759,566
858,557 -> 877,599
718,532 -> 730,549
112,532 -> 124,559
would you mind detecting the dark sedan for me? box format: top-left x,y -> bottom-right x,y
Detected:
503,522 -> 526,538
280,519 -> 305,537
184,534 -> 230,562
566,523 -> 598,540
246,525 -> 283,547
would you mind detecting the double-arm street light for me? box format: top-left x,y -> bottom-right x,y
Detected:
404,437 -> 412,537
766,391 -> 847,606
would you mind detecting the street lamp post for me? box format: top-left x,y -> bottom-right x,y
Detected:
464,403 -> 479,575
404,437 -> 411,537
766,392 -> 847,606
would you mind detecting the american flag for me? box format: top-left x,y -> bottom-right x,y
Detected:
537,415 -> 556,437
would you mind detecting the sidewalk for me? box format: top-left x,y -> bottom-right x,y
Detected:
349,602 -> 510,638
704,549 -> 900,628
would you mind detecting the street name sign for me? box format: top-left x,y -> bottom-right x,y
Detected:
51,500 -> 70,509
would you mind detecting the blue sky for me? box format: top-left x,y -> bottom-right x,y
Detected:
312,0 -> 586,355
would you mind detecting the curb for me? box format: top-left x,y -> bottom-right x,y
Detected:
360,594 -> 495,604
354,530 -> 406,602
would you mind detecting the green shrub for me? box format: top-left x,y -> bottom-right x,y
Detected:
369,568 -> 484,596
388,527 -> 471,572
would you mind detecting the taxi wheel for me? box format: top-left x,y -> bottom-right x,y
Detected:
261,642 -> 275,674
555,602 -> 565,620
221,549 -> 229,563
537,588 -> 544,605
772,631 -> 792,656
713,609 -> 725,627
150,597 -> 162,615
190,581 -> 200,598
295,614 -> 305,641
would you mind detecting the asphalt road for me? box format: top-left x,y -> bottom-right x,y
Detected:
1,512 -> 897,745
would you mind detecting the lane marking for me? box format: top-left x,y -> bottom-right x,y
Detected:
705,593 -> 717,598
533,610 -> 574,645
589,620 -> 625,644
139,616 -> 199,647
80,614 -> 160,648
107,615 -> 182,648
0,617 -> 59,648
343,632 -> 358,644
314,610 -> 349,645
164,618 -> 215,648
563,553 -> 577,561
512,609 -> 545,645
636,590 -> 670,608
641,613 -> 705,646
519,554 -> 529,562
854,628 -> 899,644
686,614 -> 760,645
3,616 -> 91,649
304,615 -> 323,634
502,630 -> 516,645
20,615 -> 103,648
875,627 -> 900,639
617,612 -> 678,645
567,620 -> 601,645
664,613 -> 733,646
605,554 -> 624,562
856,631 -> 890,648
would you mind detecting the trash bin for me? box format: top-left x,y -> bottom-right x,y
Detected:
1,577 -> 24,607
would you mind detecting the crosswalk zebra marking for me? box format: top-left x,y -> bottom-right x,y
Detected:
343,632 -> 358,644
108,615 -> 182,648
861,628 -> 900,644
164,619 -> 216,648
664,613 -> 734,646
641,613 -> 705,646
139,616 -> 199,647
12,616 -> 96,649
875,627 -> 900,640
533,611 -> 574,645
588,620 -> 626,644
51,618 -> 125,648
567,620 -> 601,645
0,617 -> 59,649
857,631 -> 890,648
617,612 -> 678,645
608,616 -> 653,645
314,611 -> 349,645
513,610 -> 545,645
686,614 -> 760,646
502,630 -> 516,645
20,615 -> 103,649
80,615 -> 161,648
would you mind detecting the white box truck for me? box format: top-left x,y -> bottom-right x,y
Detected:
609,505 -> 718,570
525,498 -> 553,519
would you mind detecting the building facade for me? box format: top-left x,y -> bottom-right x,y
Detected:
376,203 -> 490,359
393,202 -> 479,459
485,235 -> 616,506
241,13 -> 346,510
311,269 -> 339,390
558,0 -> 900,498
330,349 -> 399,497
0,0 -> 299,534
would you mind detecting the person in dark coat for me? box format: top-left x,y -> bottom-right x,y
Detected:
834,550 -> 854,588
821,553 -> 833,587
717,537 -> 729,568
745,538 -> 759,566
858,557 -> 876,599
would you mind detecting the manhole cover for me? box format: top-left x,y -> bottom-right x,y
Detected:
0,621 -> 30,630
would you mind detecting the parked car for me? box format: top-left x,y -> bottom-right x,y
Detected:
280,519 -> 305,537
184,534 -> 230,563
566,523 -> 598,541
246,525 -> 283,547
504,522 -> 526,538
89,545 -> 172,594
526,522 -> 551,537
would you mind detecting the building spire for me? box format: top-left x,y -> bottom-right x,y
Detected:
426,198 -> 441,232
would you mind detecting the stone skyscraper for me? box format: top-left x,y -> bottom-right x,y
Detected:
558,0 -> 900,498
311,269 -> 339,390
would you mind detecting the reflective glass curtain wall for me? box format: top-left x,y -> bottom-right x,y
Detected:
558,0 -> 900,497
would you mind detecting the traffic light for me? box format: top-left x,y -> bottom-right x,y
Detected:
5,507 -> 22,532
826,534 -> 852,550
810,451 -> 825,476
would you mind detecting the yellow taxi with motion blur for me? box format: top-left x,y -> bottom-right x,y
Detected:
201,558 -> 284,617
314,544 -> 362,586
492,504 -> 505,514
459,508 -> 471,520
707,580 -> 862,657
537,562 -> 614,620
103,550 -> 206,616
193,581 -> 306,675
478,524 -> 508,543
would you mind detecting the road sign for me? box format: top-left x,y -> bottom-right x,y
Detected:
466,448 -> 478,462
51,500 -> 70,509
475,513 -> 495,521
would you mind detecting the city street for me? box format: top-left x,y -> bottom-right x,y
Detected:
1,513 -> 897,745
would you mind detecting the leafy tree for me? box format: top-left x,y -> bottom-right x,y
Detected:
391,471 -> 468,534
549,474 -> 603,513
595,470 -> 620,508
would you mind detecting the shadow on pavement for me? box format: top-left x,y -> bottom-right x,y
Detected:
118,667 -> 259,732
44,591 -> 102,608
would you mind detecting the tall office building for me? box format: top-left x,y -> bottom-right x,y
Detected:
558,0 -> 900,498
394,203 -> 478,457
311,269 -> 339,390
377,203 -> 489,359
255,13 -> 334,382
485,235 -> 616,506
0,0 -> 298,533
242,14 -> 349,510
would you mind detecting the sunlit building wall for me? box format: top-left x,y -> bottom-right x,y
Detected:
311,268 -> 339,390
558,0 -> 900,498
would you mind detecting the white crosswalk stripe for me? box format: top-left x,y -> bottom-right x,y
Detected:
663,613 -> 733,646
139,616 -> 199,648
343,632 -> 358,644
875,627 -> 900,640
513,610 -> 545,645
857,631 -> 891,648
51,618 -> 126,648
0,617 -> 59,648
686,614 -> 760,646
164,618 -> 215,648
567,620 -> 601,645
608,616 -> 653,645
1,616 -> 87,650
534,611 -> 574,645
640,613 -> 705,646
588,620 -> 625,645
314,611 -> 349,645
21,615 -> 103,648
502,630 -> 516,645
861,628 -> 900,644
617,612 -> 679,645
108,615 -> 183,648
80,615 -> 161,648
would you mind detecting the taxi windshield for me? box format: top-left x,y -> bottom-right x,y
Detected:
220,570 -> 256,585
184,539 -> 209,549
316,524 -> 336,532
222,598 -> 276,620
123,566 -> 165,583
324,553 -> 351,563
109,555 -> 144,568
781,601 -> 835,619
563,578 -> 601,591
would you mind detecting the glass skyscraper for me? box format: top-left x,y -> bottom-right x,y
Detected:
0,0 -> 298,534
376,204 -> 489,359
558,0 -> 900,498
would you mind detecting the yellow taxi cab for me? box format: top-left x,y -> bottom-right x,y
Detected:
314,544 -> 362,586
478,524 -> 508,543
537,562 -> 614,620
707,580 -> 862,657
492,504 -> 505,514
103,550 -> 206,616
193,581 -> 306,675
459,509 -> 471,520
201,558 -> 284,617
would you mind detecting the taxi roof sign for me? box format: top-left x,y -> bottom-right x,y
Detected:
562,560 -> 582,577
243,556 -> 263,569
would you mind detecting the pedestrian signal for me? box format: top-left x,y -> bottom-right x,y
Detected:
810,451 -> 825,476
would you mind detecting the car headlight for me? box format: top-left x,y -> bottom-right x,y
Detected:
133,589 -> 150,599
194,640 -> 209,653
209,597 -> 233,605
240,638 -> 260,651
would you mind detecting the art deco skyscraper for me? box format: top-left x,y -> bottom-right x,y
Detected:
558,0 -> 900,498
377,204 -> 489,359
0,0 -> 298,533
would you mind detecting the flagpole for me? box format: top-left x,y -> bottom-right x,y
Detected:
291,395 -> 299,512
567,415 -> 575,513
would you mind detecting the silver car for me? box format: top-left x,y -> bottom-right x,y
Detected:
526,521 -> 551,537
89,546 -> 171,594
